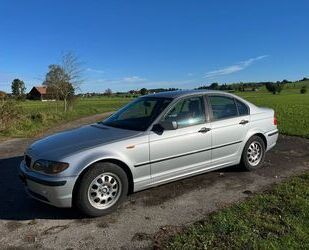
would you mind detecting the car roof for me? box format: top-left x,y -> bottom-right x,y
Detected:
145,89 -> 233,99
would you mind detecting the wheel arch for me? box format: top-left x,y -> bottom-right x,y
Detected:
243,129 -> 268,149
238,131 -> 268,163
239,132 -> 267,171
72,158 -> 134,204
252,133 -> 267,149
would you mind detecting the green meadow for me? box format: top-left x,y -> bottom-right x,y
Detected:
238,89 -> 309,138
0,81 -> 308,138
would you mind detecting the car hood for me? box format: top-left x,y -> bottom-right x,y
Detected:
28,124 -> 142,159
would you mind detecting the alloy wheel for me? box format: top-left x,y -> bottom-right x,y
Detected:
247,141 -> 263,167
87,172 -> 122,209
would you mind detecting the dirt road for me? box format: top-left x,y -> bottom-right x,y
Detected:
0,114 -> 308,249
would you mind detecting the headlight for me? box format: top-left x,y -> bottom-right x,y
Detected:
32,160 -> 69,174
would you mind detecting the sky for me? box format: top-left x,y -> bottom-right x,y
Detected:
0,0 -> 309,93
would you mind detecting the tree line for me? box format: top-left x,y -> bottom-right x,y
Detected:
197,79 -> 307,94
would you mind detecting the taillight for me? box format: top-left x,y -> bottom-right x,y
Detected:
274,113 -> 277,125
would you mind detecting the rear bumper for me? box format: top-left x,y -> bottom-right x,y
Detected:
265,129 -> 279,151
19,161 -> 77,208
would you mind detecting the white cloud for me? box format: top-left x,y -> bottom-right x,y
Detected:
204,55 -> 269,78
122,76 -> 146,82
86,68 -> 105,74
86,76 -> 147,86
85,76 -> 198,91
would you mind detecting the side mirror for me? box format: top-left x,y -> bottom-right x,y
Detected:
160,120 -> 178,130
152,120 -> 178,135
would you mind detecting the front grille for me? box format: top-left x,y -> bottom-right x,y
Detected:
25,155 -> 31,168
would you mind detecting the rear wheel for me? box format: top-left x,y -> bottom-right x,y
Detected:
241,136 -> 265,171
74,162 -> 128,217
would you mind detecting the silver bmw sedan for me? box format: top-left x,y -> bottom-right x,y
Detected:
19,90 -> 278,217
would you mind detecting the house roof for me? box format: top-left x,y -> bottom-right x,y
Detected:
33,86 -> 47,95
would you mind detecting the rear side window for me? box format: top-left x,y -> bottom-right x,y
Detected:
235,99 -> 249,116
209,96 -> 238,120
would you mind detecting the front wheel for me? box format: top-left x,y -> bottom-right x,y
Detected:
74,162 -> 128,217
241,136 -> 266,171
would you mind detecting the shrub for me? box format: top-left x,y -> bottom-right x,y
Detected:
30,112 -> 46,123
300,85 -> 307,94
266,82 -> 282,94
0,101 -> 21,131
140,88 -> 148,95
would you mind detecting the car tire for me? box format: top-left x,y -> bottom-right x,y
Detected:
74,162 -> 128,217
241,135 -> 266,171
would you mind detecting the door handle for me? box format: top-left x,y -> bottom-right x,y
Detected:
239,120 -> 249,125
198,127 -> 211,133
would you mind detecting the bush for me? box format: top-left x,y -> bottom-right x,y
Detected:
140,88 -> 148,95
0,101 -> 21,131
266,82 -> 282,94
29,112 -> 46,123
300,85 -> 307,94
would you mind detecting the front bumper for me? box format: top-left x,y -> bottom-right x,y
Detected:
19,161 -> 77,208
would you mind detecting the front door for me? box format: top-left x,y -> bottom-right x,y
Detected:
149,95 -> 212,184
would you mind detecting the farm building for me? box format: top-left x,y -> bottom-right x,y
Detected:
27,86 -> 54,101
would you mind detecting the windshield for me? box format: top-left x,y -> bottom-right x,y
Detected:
102,97 -> 172,131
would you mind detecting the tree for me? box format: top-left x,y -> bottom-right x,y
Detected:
300,85 -> 307,94
281,79 -> 291,84
11,79 -> 26,99
266,82 -> 275,94
197,85 -> 207,90
265,82 -> 282,94
209,83 -> 219,90
44,64 -> 73,111
104,88 -> 112,96
43,52 -> 83,112
140,88 -> 148,95
219,84 -> 227,91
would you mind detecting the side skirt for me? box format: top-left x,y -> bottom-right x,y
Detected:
133,160 -> 239,192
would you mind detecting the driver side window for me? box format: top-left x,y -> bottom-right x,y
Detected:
163,96 -> 206,128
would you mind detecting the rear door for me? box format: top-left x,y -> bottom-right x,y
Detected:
207,95 -> 250,164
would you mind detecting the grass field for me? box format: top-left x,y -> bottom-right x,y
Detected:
0,82 -> 308,138
237,90 -> 309,138
0,97 -> 132,138
167,173 -> 309,249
